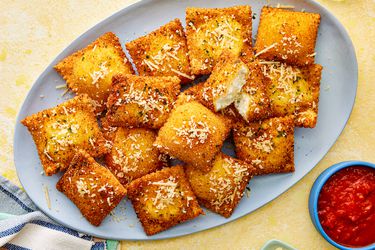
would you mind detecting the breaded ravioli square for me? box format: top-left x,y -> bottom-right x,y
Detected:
127,166 -> 203,236
186,6 -> 253,75
154,101 -> 231,172
254,7 -> 320,66
183,82 -> 244,123
204,52 -> 249,111
233,115 -> 295,175
262,62 -> 322,128
234,61 -> 271,122
105,74 -> 180,129
105,127 -> 168,186
21,95 -> 109,176
56,150 -> 126,226
54,32 -> 134,113
126,19 -> 194,83
185,153 -> 255,218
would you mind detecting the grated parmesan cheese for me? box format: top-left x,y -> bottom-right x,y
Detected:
255,43 -> 277,58
173,116 -> 212,148
43,185 -> 51,209
151,177 -> 179,210
89,61 -> 109,87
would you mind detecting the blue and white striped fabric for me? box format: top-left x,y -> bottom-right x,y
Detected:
0,176 -> 113,250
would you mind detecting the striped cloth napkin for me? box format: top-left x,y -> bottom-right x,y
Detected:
0,176 -> 118,250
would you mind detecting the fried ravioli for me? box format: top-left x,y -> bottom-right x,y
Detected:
56,150 -> 126,226
186,6 -> 253,75
54,32 -> 134,113
254,7 -> 320,66
21,94 -> 109,176
185,153 -> 255,217
233,115 -> 295,175
262,62 -> 322,127
105,74 -> 180,129
126,19 -> 194,83
127,166 -> 203,235
105,127 -> 168,186
234,61 -> 271,122
205,52 -> 249,112
154,101 -> 231,172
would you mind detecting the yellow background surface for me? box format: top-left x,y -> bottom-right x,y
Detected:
1,0 -> 374,249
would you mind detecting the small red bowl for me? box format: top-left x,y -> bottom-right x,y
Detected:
308,161 -> 375,250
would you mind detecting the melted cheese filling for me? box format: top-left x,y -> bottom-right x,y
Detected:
234,92 -> 252,120
214,64 -> 249,111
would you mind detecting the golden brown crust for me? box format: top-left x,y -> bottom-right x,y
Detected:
185,153 -> 255,217
126,19 -> 194,83
233,115 -> 295,175
254,7 -> 320,66
295,64 -> 322,127
154,101 -> 231,172
261,62 -> 322,128
105,127 -> 168,186
54,32 -> 134,113
127,166 -> 203,235
105,74 -> 181,129
56,150 -> 126,226
186,6 -> 253,75
21,94 -> 109,176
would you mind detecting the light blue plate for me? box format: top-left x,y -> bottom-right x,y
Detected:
13,0 -> 358,240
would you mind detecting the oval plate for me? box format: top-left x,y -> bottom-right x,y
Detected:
14,0 -> 357,240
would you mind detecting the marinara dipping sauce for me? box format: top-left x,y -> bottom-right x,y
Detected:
318,166 -> 375,247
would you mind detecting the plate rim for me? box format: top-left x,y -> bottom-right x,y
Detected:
13,0 -> 358,240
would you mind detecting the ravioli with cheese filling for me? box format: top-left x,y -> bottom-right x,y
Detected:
205,52 -> 249,112
234,61 -> 271,122
183,82 -> 245,123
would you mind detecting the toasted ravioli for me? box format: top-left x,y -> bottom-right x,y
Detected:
21,95 -> 109,176
127,166 -> 203,235
56,150 -> 126,226
154,101 -> 231,172
126,19 -> 194,83
233,115 -> 295,175
206,52 -> 249,111
262,62 -> 322,127
105,127 -> 168,186
185,153 -> 255,218
254,7 -> 320,66
106,74 -> 180,129
186,6 -> 253,75
234,61 -> 271,122
54,32 -> 134,113
183,82 -> 244,123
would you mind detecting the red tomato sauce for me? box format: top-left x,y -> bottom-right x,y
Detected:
318,166 -> 375,247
